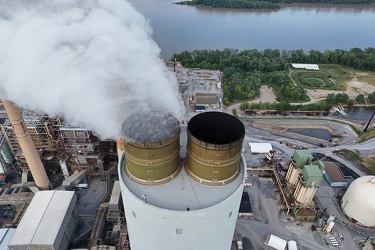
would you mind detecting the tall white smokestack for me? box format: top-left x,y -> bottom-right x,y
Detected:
2,100 -> 50,190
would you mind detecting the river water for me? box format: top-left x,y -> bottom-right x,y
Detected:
128,0 -> 375,121
330,106 -> 375,121
128,0 -> 375,60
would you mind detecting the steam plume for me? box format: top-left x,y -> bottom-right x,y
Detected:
0,0 -> 184,139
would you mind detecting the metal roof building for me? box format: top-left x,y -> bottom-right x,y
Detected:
8,190 -> 77,250
291,63 -> 320,70
322,161 -> 347,187
265,234 -> 287,250
248,143 -> 272,154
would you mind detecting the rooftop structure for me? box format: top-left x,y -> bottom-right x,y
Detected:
302,165 -> 323,187
293,150 -> 313,169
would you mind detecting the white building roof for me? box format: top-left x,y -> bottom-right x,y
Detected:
249,143 -> 272,154
291,63 -> 319,70
341,175 -> 375,227
267,234 -> 287,250
8,190 -> 76,249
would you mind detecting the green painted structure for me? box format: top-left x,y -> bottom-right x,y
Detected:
302,165 -> 322,188
293,150 -> 313,169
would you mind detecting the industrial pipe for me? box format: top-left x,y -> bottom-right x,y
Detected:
2,100 -> 50,190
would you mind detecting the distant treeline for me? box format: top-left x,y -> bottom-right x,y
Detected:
175,0 -> 375,10
176,0 -> 280,9
174,48 -> 375,104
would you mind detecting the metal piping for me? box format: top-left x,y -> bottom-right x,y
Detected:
2,101 -> 50,190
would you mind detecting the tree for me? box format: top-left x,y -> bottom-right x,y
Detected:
368,92 -> 375,104
326,93 -> 336,104
335,93 -> 349,104
355,94 -> 366,104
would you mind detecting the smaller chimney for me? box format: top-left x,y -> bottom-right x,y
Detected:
2,100 -> 50,190
116,139 -> 124,162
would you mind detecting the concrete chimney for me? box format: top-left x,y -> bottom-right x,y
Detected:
2,100 -> 50,190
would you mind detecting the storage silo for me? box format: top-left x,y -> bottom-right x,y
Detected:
341,175 -> 375,227
118,111 -> 246,250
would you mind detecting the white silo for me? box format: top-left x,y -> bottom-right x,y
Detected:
118,111 -> 246,250
341,175 -> 375,227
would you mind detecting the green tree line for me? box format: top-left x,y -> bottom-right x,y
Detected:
176,0 -> 280,9
176,0 -> 375,10
239,91 -> 375,112
174,48 -> 375,105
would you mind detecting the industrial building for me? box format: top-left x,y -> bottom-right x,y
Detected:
248,142 -> 273,154
291,63 -> 320,70
283,150 -> 324,220
322,161 -> 348,187
8,190 -> 77,250
195,93 -> 219,110
118,111 -> 246,250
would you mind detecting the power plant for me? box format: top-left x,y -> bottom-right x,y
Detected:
118,111 -> 246,250
0,70 -> 374,250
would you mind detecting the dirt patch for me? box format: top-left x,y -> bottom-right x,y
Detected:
306,76 -> 375,99
257,85 -> 277,103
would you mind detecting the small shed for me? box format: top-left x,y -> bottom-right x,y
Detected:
249,143 -> 272,154
265,234 -> 287,250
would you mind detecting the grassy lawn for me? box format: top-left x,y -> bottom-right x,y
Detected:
291,64 -> 351,91
357,127 -> 375,143
357,73 -> 375,86
362,157 -> 375,174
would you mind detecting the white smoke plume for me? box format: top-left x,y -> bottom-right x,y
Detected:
0,0 -> 184,139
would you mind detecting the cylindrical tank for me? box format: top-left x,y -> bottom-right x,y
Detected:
286,167 -> 302,186
341,176 -> 375,227
185,112 -> 245,186
293,180 -> 318,207
121,111 -> 181,185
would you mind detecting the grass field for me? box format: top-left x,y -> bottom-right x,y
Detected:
357,73 -> 375,86
362,157 -> 375,175
291,64 -> 351,91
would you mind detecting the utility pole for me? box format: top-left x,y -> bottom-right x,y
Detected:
363,109 -> 375,132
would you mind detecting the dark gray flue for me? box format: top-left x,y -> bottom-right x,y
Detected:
121,111 -> 180,143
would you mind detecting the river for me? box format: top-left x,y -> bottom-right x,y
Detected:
128,0 -> 375,60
